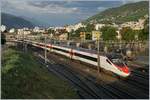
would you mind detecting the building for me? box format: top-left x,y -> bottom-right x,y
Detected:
111,23 -> 119,28
80,32 -> 86,41
33,27 -> 45,33
59,33 -> 68,41
47,27 -> 55,30
17,28 -> 31,35
92,31 -> 101,40
54,27 -> 65,31
120,18 -> 145,30
0,25 -> 6,32
9,28 -> 15,33
5,33 -> 16,40
95,24 -> 105,30
74,23 -> 86,31
65,25 -> 74,32
116,30 -> 122,40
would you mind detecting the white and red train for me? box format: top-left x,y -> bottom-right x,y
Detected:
26,40 -> 130,77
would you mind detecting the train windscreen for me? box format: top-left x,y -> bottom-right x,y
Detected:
111,59 -> 125,67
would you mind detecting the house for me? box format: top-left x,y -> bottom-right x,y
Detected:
120,18 -> 145,30
33,27 -> 45,33
59,33 -> 68,40
116,30 -> 122,40
80,32 -> 86,41
65,25 -> 74,32
9,28 -> 15,33
74,23 -> 86,31
17,28 -> 31,36
0,25 -> 6,32
95,24 -> 105,30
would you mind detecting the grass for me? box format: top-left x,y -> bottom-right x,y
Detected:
2,47 -> 78,99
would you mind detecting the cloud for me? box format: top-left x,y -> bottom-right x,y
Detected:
2,0 -> 143,26
2,0 -> 80,14
121,0 -> 146,4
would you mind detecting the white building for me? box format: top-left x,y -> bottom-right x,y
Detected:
17,29 -> 31,35
111,23 -> 119,28
116,30 -> 122,40
73,23 -> 86,31
95,24 -> 105,30
65,25 -> 74,32
47,27 -> 55,30
59,33 -> 68,40
54,27 -> 65,31
33,27 -> 45,33
9,28 -> 15,33
120,18 -> 145,30
0,25 -> 6,32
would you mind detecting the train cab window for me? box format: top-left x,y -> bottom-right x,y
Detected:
106,59 -> 112,65
112,59 -> 124,66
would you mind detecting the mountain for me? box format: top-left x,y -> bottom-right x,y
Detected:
84,1 -> 149,24
21,16 -> 48,28
1,13 -> 35,29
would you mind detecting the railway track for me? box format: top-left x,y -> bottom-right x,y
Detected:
35,54 -> 101,98
36,53 -> 132,99
132,71 -> 149,79
37,51 -> 149,99
16,42 -> 149,99
32,48 -> 131,98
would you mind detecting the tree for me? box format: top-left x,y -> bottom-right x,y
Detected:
69,27 -> 86,38
76,27 -> 86,33
48,29 -> 54,34
86,24 -> 95,32
142,18 -> 149,40
101,26 -> 117,40
85,32 -> 92,40
1,33 -> 6,45
67,29 -> 78,40
120,27 -> 135,41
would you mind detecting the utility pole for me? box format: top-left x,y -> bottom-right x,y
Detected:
97,33 -> 102,99
97,39 -> 100,73
25,35 -> 27,52
44,35 -> 47,64
97,31 -> 101,74
23,30 -> 25,52
43,31 -> 49,68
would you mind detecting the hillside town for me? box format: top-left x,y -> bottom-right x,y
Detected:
1,14 -> 148,42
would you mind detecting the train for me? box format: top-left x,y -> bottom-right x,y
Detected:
25,40 -> 130,77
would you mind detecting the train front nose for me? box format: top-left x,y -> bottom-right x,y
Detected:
122,66 -> 130,74
116,65 -> 131,77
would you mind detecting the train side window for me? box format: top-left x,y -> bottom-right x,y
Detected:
106,59 -> 112,65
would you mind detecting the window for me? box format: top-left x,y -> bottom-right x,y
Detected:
111,59 -> 124,66
106,59 -> 112,65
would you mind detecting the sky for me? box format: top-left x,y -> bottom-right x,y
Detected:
1,0 -> 144,27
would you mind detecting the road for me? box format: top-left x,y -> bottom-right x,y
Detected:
15,42 -> 149,99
